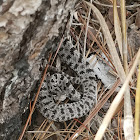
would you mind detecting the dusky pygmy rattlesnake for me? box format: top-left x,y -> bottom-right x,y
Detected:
37,38 -> 97,122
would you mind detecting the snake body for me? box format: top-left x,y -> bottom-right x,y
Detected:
37,39 -> 97,122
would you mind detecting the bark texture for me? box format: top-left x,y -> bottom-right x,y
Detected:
0,0 -> 77,139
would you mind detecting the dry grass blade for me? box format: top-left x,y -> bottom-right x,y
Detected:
95,49 -> 140,140
83,0 -> 92,57
85,1 -> 126,82
120,0 -> 128,74
31,119 -> 48,140
39,121 -> 53,140
84,3 -> 134,139
94,48 -> 140,140
113,0 -> 123,59
120,0 -> 134,139
135,64 -> 140,140
64,121 -> 77,140
78,12 -> 116,71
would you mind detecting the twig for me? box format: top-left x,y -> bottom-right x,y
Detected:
18,53 -> 52,140
19,37 -> 65,140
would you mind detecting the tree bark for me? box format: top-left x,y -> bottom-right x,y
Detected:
0,0 -> 77,139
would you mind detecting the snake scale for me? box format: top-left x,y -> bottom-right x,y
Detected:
37,38 -> 97,122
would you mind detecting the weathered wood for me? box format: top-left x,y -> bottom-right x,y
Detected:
0,0 -> 77,139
